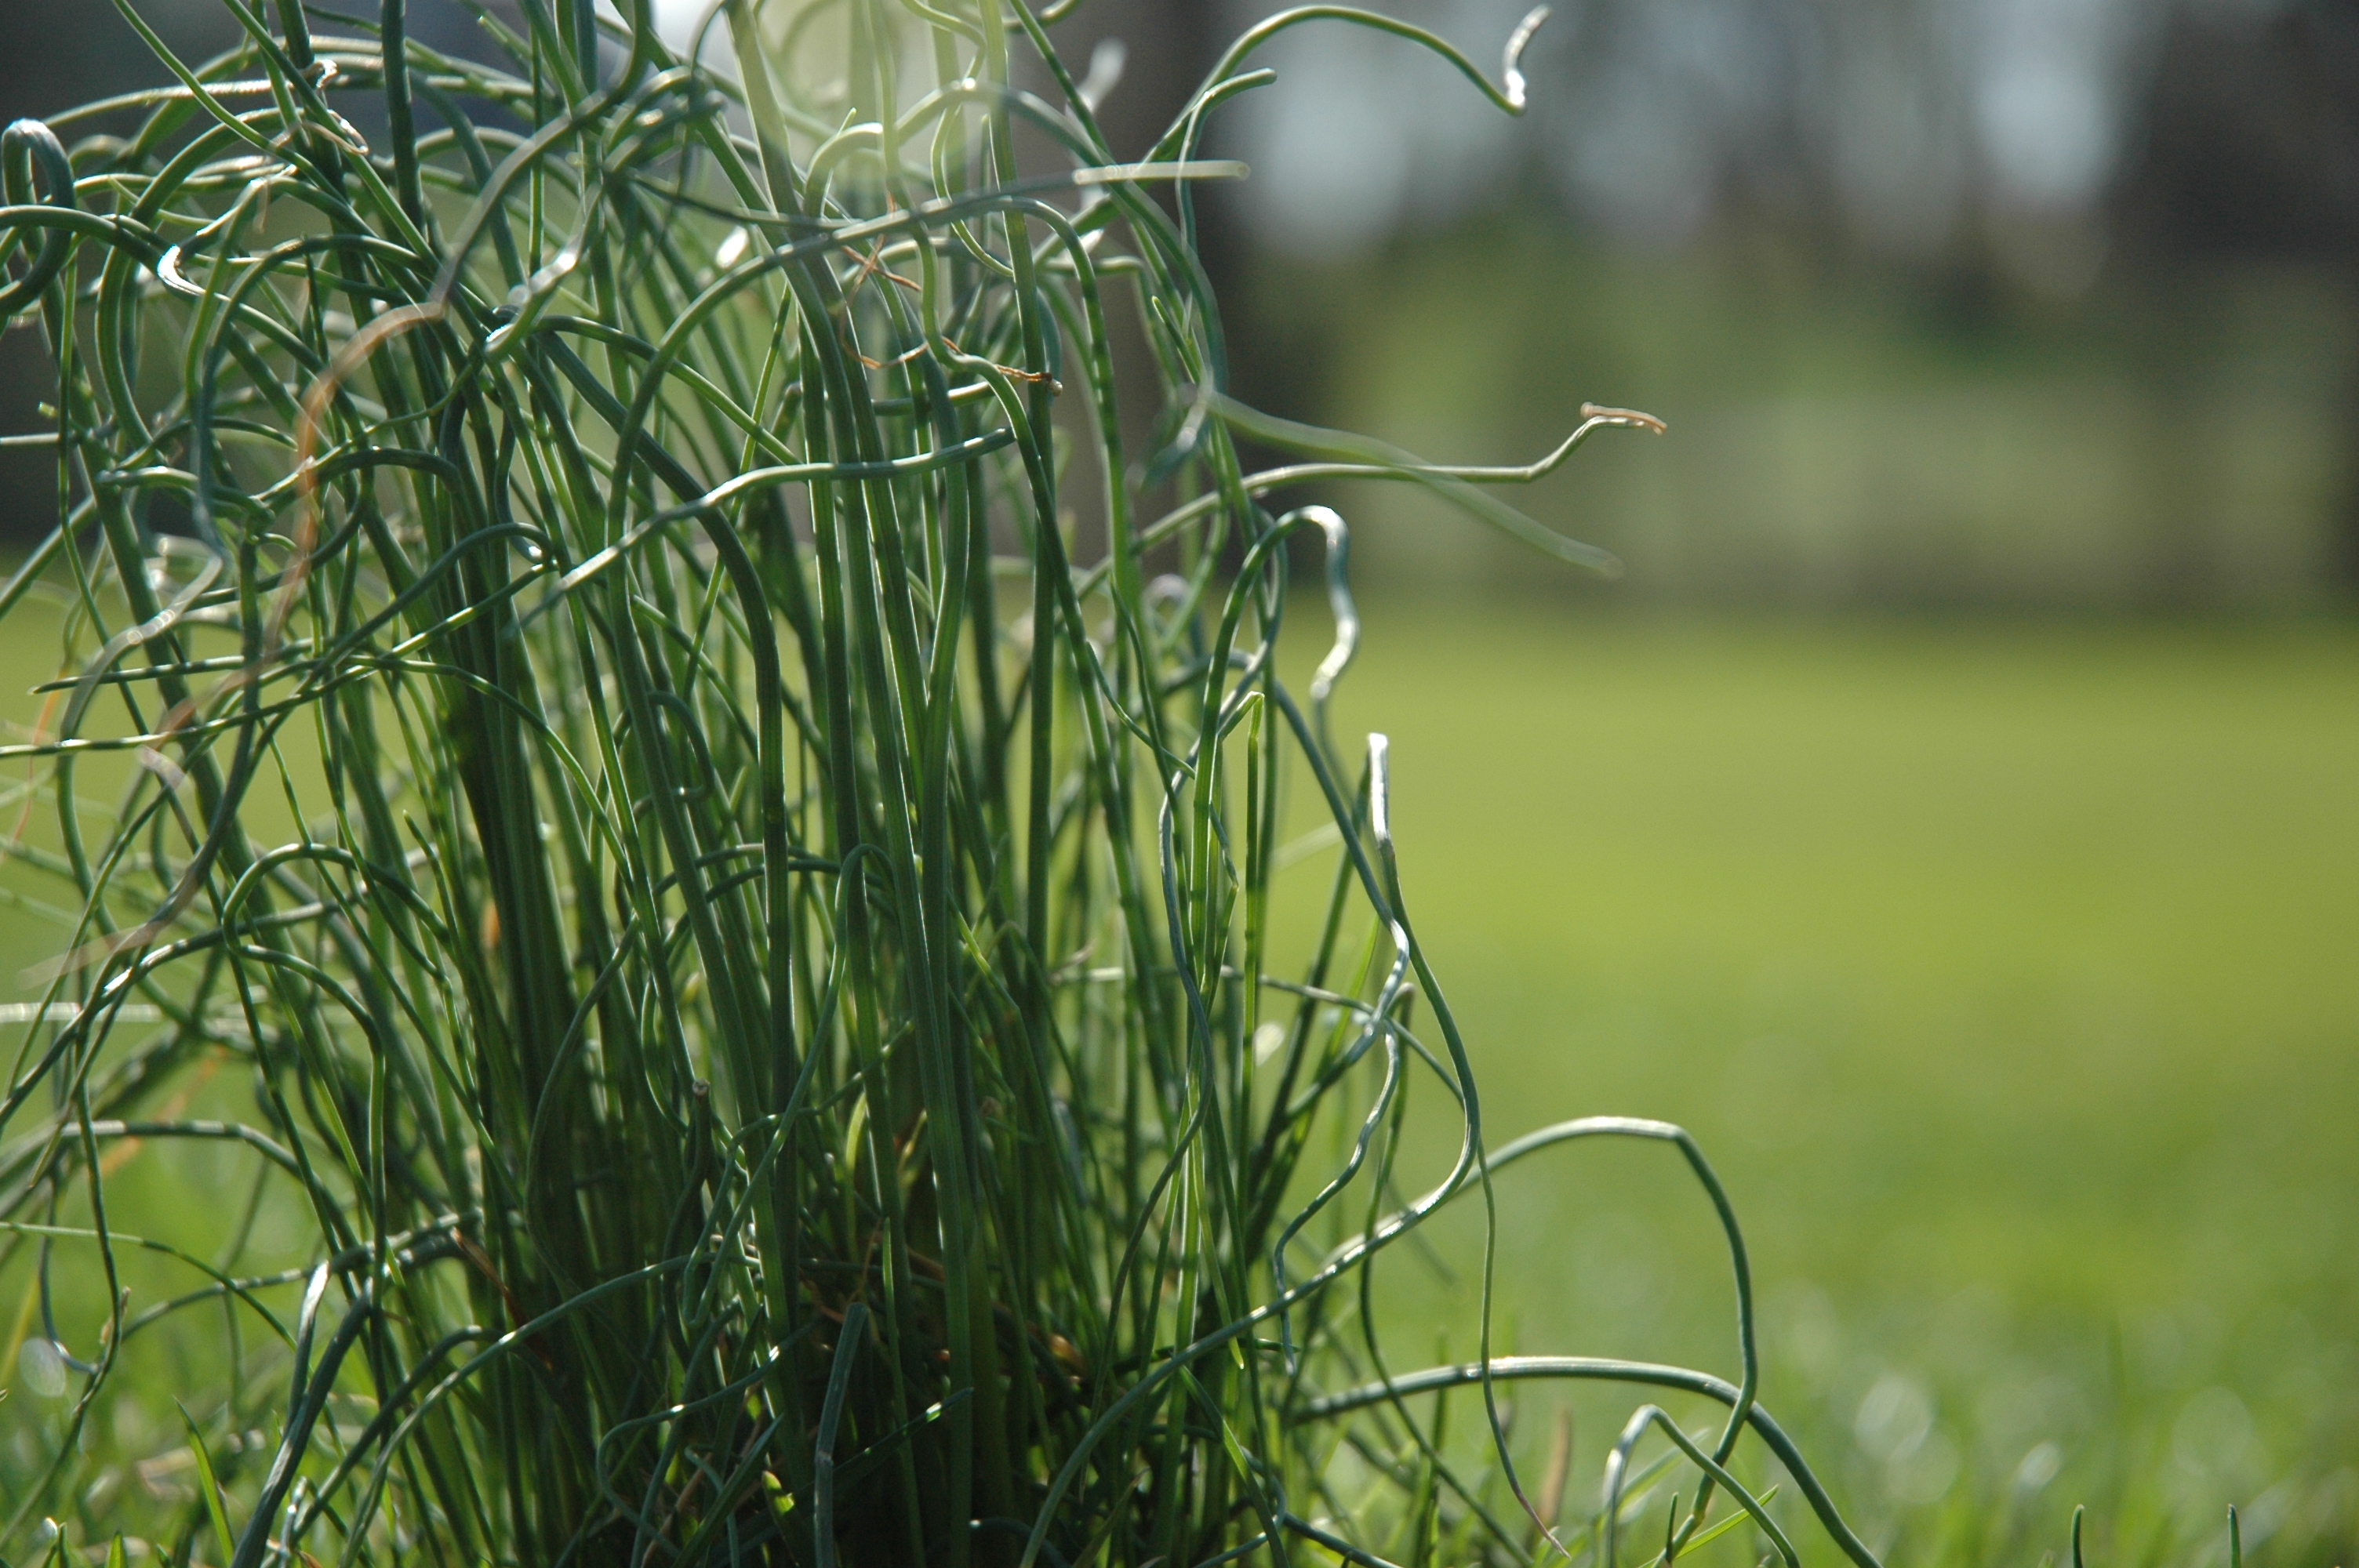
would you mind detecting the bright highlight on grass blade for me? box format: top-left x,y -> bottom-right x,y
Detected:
0,2 -> 1865,1563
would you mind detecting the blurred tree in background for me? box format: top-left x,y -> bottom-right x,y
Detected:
2,0 -> 2352,606
1184,0 -> 2359,609
2117,0 -> 2359,587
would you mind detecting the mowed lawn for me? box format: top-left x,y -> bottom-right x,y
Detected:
1275,608 -> 2359,1563
3,594 -> 2352,1561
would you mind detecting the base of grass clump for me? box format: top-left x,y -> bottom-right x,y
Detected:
0,2 -> 1904,1563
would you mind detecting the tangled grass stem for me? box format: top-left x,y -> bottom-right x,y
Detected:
0,2 -> 1873,1564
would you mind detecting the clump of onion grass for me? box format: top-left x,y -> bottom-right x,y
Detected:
0,2 -> 1878,1564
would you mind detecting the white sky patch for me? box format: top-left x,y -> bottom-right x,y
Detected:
1210,0 -> 2157,256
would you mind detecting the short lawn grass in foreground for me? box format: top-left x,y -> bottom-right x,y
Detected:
1274,607 -> 2359,1567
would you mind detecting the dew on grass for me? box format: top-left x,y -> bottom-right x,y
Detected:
16,1337 -> 67,1399
1856,1371 -> 1936,1463
2012,1439 -> 2064,1496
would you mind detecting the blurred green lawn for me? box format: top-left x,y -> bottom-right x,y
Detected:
1236,232 -> 2354,612
1276,604 -> 2359,1563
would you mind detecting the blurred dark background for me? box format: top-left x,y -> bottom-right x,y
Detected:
3,0 -> 2354,608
